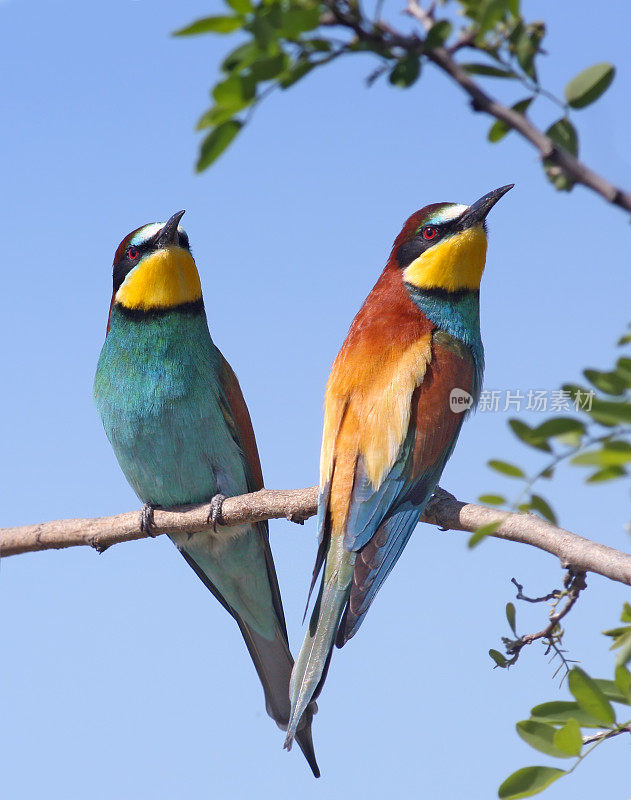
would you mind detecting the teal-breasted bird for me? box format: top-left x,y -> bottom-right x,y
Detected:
285,186 -> 513,747
94,211 -> 318,775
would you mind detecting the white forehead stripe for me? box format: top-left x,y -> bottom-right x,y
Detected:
130,222 -> 187,246
425,204 -> 469,225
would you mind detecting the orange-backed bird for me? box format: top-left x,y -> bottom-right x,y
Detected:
94,212 -> 318,775
284,186 -> 513,748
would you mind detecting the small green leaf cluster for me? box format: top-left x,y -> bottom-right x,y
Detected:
174,0 -> 325,169
498,606 -> 631,798
479,327 -> 631,534
457,2 -> 615,190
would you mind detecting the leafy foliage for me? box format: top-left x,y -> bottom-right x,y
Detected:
174,0 -> 616,173
498,606 -> 631,798
480,326 -> 631,526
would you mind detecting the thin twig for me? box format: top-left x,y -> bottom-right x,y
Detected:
501,569 -> 587,670
520,570 -> 586,646
511,577 -> 559,604
582,724 -> 631,746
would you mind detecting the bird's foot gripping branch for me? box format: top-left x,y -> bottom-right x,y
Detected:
2,487 -> 630,590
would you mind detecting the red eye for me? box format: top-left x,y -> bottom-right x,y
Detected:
127,246 -> 139,260
423,226 -> 438,241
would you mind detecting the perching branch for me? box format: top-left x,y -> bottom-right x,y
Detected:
2,487 -> 631,589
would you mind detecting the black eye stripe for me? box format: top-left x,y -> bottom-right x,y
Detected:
111,227 -> 192,295
396,218 -> 460,268
113,243 -> 146,293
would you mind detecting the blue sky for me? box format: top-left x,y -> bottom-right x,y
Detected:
2,1 -> 630,798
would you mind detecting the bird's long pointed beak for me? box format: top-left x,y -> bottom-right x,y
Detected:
460,185 -> 514,228
156,210 -> 186,248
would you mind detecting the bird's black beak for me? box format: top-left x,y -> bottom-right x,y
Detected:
459,185 -> 514,229
156,210 -> 186,248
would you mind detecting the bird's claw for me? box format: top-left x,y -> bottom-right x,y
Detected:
140,504 -> 157,536
207,494 -> 226,531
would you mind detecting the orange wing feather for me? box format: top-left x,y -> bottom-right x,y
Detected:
320,264 -> 434,538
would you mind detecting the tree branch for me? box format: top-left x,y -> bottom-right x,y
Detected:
403,0 -> 631,213
321,0 -> 631,213
582,724 -> 631,746
500,569 -> 586,671
2,487 -> 630,589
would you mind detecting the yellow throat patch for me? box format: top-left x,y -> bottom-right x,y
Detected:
403,226 -> 488,292
115,247 -> 202,310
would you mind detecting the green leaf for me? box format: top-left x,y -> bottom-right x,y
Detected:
603,625 -> 631,641
543,160 -> 574,192
498,766 -> 566,799
196,120 -> 243,171
568,667 -> 616,726
584,368 -> 627,396
516,720 -> 573,758
585,465 -> 626,483
552,718 -> 582,756
477,0 -> 508,35
545,118 -> 578,157
585,398 -> 631,426
250,14 -> 276,49
572,442 -> 631,467
515,28 -> 538,80
508,419 -> 551,452
303,38 -> 332,52
532,417 -> 585,439
614,633 -> 631,669
621,602 -> 631,623
174,15 -> 244,36
478,494 -> 506,505
593,678 -> 631,706
614,665 -> 631,701
530,701 -> 603,728
389,54 -> 421,88
221,41 -> 260,74
489,459 -> 525,478
250,52 -> 288,81
528,494 -> 557,524
489,648 -> 508,668
196,105 -> 238,130
469,520 -> 500,548
461,63 -> 516,78
556,430 -> 583,447
488,97 -> 533,143
565,63 -> 615,109
506,602 -> 517,635
226,0 -> 253,13
281,7 -> 320,36
425,20 -> 453,48
212,75 -> 256,110
279,58 -> 315,89
614,357 -> 631,384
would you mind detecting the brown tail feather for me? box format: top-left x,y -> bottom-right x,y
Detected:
178,548 -> 320,777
